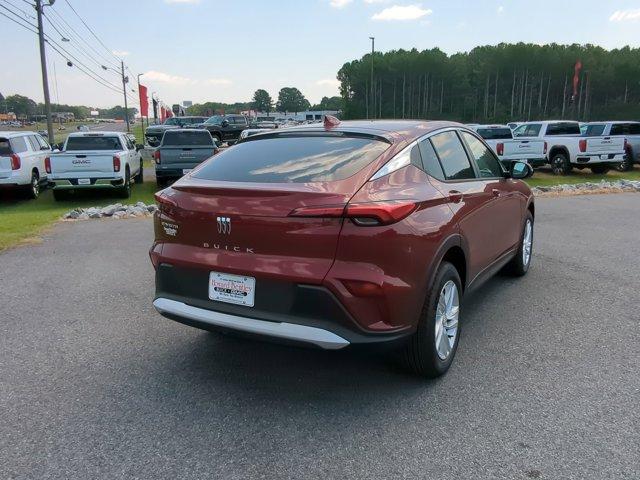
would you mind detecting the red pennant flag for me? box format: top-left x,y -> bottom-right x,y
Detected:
138,84 -> 149,117
572,60 -> 582,100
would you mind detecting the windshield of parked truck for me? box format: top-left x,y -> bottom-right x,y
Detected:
204,115 -> 224,125
476,128 -> 513,140
65,135 -> 122,151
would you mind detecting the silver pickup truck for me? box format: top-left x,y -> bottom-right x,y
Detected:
154,129 -> 219,187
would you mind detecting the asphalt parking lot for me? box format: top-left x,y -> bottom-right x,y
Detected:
1,193 -> 638,479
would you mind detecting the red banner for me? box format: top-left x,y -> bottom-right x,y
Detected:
572,60 -> 582,99
138,84 -> 149,117
160,106 -> 166,122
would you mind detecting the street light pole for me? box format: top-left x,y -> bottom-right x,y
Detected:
35,0 -> 54,143
370,36 -> 375,120
120,60 -> 130,132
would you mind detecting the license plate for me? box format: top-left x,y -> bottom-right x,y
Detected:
209,271 -> 255,307
78,178 -> 90,185
182,169 -> 192,175
600,154 -> 608,160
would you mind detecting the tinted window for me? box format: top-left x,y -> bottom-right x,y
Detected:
546,122 -> 580,135
65,136 -> 122,151
165,118 -> 180,126
232,116 -> 247,125
27,135 -> 39,151
10,136 -> 29,153
610,123 -> 640,135
430,131 -> 475,180
35,134 -> 50,150
513,124 -> 542,137
162,131 -> 213,146
418,138 -> 445,181
582,124 -> 605,136
0,138 -> 11,155
476,128 -> 513,140
461,132 -> 503,178
194,134 -> 389,183
204,115 -> 224,125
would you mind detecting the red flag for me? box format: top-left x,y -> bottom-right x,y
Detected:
572,60 -> 582,100
138,84 -> 149,117
160,106 -> 166,122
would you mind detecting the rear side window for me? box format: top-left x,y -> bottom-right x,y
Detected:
610,123 -> 640,135
513,124 -> 542,137
36,135 -> 50,149
546,122 -> 580,135
10,136 -> 29,153
476,128 -> 512,140
65,136 -> 122,151
418,139 -> 445,181
163,131 -> 213,146
461,132 -> 503,178
0,138 -> 12,155
430,131 -> 475,180
27,135 -> 40,151
194,134 -> 389,183
582,124 -> 605,136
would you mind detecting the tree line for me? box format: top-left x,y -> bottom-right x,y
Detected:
337,43 -> 640,123
0,93 -> 136,120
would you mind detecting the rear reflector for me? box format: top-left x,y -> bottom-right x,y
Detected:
496,143 -> 504,156
579,139 -> 587,153
289,201 -> 417,226
10,154 -> 21,170
341,279 -> 383,297
113,155 -> 121,172
45,156 -> 51,174
153,149 -> 161,164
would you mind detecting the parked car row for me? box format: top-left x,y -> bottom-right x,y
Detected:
475,119 -> 639,175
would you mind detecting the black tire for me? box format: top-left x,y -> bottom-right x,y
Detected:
26,170 -> 40,199
118,168 -> 131,199
550,152 -> 571,175
402,262 -> 462,378
52,189 -> 67,201
616,149 -> 633,172
134,160 -> 144,184
590,165 -> 610,175
503,212 -> 534,277
212,133 -> 222,144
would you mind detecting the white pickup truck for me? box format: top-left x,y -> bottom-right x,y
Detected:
513,120 -> 626,175
469,125 -> 546,168
581,121 -> 640,172
48,131 -> 143,200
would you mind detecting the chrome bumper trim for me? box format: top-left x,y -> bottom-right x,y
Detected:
153,297 -> 350,350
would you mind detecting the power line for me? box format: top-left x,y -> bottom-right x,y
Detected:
0,2 -> 37,32
62,0 -> 120,63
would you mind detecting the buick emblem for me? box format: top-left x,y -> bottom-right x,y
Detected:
217,216 -> 231,235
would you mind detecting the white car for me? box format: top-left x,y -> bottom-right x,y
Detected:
468,125 -> 546,168
581,121 -> 640,172
513,120 -> 626,175
47,131 -> 143,200
0,131 -> 51,199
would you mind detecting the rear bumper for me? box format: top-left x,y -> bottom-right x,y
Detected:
49,177 -> 125,189
574,153 -> 625,165
155,166 -> 197,179
153,263 -> 413,349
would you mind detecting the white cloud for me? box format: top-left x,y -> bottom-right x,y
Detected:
204,78 -> 233,86
372,4 -> 432,21
143,70 -> 196,85
364,0 -> 389,3
316,79 -> 340,88
329,0 -> 352,8
112,50 -> 130,57
165,0 -> 200,4
497,5 -> 504,14
609,9 -> 640,22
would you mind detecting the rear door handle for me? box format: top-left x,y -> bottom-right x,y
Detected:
448,190 -> 463,203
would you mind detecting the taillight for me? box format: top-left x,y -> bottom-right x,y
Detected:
154,190 -> 177,215
45,157 -> 51,174
113,155 -> 121,172
289,201 -> 417,226
153,149 -> 161,164
543,142 -> 548,155
496,143 -> 504,156
579,139 -> 587,153
10,154 -> 21,170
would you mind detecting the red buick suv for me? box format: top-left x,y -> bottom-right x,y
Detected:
150,119 -> 535,377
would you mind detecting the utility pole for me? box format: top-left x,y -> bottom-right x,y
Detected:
369,36 -> 375,120
35,0 -> 54,143
120,60 -> 130,132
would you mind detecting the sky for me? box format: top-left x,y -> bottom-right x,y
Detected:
2,0 -> 640,110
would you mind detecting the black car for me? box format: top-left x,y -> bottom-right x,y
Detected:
193,115 -> 250,144
144,116 -> 208,147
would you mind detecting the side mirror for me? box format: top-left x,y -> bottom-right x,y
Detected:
511,161 -> 533,179
221,120 -> 229,127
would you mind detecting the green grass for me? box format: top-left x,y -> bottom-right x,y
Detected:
525,166 -> 640,187
0,181 -> 158,251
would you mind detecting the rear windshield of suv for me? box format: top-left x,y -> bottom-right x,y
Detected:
163,131 -> 213,146
0,138 -> 11,155
193,134 -> 390,183
476,128 -> 513,140
546,122 -> 580,135
65,136 -> 122,151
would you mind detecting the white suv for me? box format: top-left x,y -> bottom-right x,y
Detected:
0,131 -> 51,199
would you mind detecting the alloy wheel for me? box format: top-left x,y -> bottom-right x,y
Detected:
435,280 -> 459,360
522,219 -> 533,266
